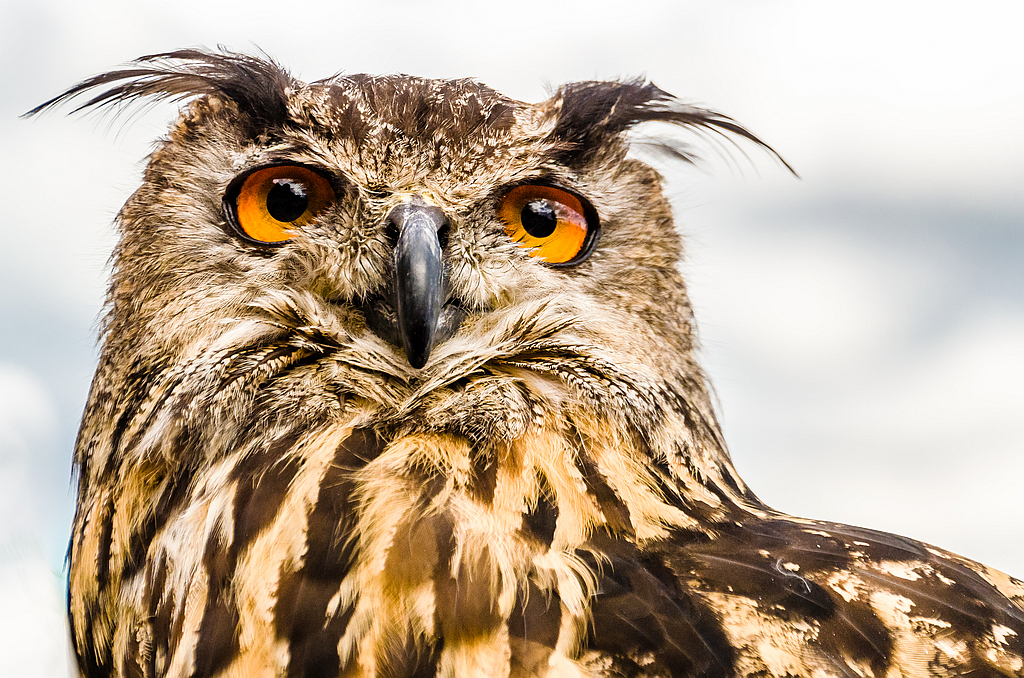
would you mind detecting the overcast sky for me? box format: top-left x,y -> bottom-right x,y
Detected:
1,1 -> 1022,675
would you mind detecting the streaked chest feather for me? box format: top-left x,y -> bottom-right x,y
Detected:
78,416 -> 697,677
73,416 -> 1024,678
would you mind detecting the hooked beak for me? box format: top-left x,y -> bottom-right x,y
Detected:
389,202 -> 447,369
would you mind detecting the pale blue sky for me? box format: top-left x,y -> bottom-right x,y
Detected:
2,1 -> 1022,674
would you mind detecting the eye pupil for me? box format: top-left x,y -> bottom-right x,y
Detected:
266,179 -> 309,222
520,200 -> 558,238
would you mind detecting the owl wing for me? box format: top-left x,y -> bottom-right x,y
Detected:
583,517 -> 1024,677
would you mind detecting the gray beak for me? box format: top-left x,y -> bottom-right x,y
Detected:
389,203 -> 448,369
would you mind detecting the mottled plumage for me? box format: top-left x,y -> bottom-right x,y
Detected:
32,49 -> 1024,677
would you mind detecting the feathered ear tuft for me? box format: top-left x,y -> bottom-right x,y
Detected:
23,48 -> 294,131
545,79 -> 795,174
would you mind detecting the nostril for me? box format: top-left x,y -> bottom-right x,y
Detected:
384,219 -> 400,248
436,221 -> 450,251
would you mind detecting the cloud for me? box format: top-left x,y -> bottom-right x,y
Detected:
0,365 -> 59,544
0,547 -> 75,678
0,367 -> 73,677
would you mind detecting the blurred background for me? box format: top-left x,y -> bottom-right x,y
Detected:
1,1 -> 1021,674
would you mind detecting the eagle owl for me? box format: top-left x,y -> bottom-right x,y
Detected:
32,49 -> 1024,678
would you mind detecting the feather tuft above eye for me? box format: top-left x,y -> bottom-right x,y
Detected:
545,79 -> 796,174
23,48 -> 293,131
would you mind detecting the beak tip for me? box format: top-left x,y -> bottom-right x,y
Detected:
404,339 -> 431,369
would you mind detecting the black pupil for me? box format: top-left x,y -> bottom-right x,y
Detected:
266,179 -> 309,222
521,200 -> 558,238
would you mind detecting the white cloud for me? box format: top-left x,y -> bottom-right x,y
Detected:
0,366 -> 72,676
0,549 -> 75,678
695,232 -> 900,370
0,365 -> 60,545
0,365 -> 57,439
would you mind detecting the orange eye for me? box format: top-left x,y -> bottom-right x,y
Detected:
226,165 -> 335,244
498,185 -> 595,265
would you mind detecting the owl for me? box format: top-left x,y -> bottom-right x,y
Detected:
31,49 -> 1024,678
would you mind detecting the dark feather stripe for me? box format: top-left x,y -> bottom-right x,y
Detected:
145,553 -> 172,677
436,545 -> 502,641
124,470 -> 192,586
276,428 -> 383,677
103,471 -> 194,677
100,354 -> 170,477
122,633 -> 145,678
583,535 -> 735,678
521,476 -> 559,548
73,606 -> 113,678
192,516 -> 240,677
508,576 -> 562,675
467,453 -> 498,505
377,629 -> 442,678
229,430 -> 304,554
94,496 -> 115,590
817,602 -> 895,678
572,450 -> 634,538
642,450 -> 757,531
191,596 -> 239,678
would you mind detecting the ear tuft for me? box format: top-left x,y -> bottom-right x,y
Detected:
24,47 -> 294,133
545,79 -> 794,173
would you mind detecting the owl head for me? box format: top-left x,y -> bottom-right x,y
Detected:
33,48 -> 782,506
